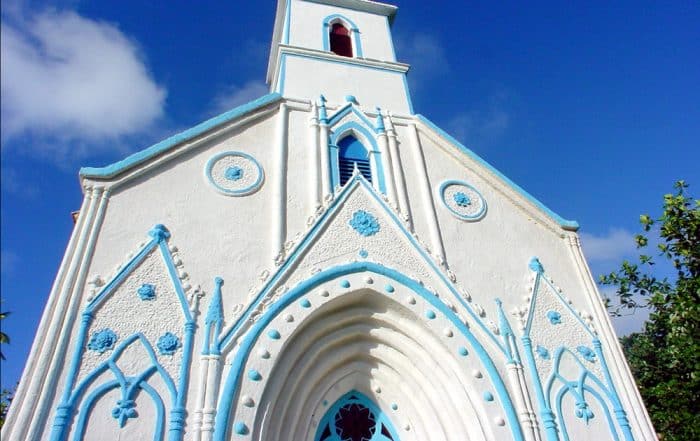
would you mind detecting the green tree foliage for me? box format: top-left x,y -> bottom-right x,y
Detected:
0,387 -> 14,429
600,181 -> 699,441
0,308 -> 9,360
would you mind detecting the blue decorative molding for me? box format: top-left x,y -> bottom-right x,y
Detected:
80,93 -> 282,179
425,310 -> 436,319
204,277 -> 225,355
234,421 -> 249,435
157,332 -> 181,356
536,345 -> 551,360
225,166 -> 243,181
329,118 -> 387,194
205,151 -> 265,197
87,329 -> 118,354
454,191 -> 471,207
247,369 -> 262,382
50,225 -> 197,441
349,210 -> 380,236
484,391 -> 495,402
216,175 -> 507,356
359,249 -> 369,258
322,14 -> 364,57
212,261 -> 525,441
546,310 -> 562,325
314,391 -> 399,441
138,284 -> 156,301
374,107 -> 385,133
112,399 -> 138,427
416,115 -> 579,230
267,329 -> 281,340
528,257 -> 544,274
438,179 -> 487,221
577,346 -> 596,363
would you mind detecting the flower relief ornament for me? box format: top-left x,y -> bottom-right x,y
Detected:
349,210 -> 380,237
225,165 -> 243,181
205,151 -> 264,196
157,332 -> 181,355
87,329 -> 118,354
453,191 -> 471,207
137,283 -> 156,301
439,180 -> 487,221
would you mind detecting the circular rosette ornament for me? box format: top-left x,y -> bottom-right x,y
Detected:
439,180 -> 487,221
205,151 -> 264,196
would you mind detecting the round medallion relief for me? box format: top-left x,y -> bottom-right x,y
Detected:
438,179 -> 487,221
205,151 -> 264,196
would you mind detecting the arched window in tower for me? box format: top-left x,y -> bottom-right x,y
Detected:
338,135 -> 372,185
330,22 -> 353,57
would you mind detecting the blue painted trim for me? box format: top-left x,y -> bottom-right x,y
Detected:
204,277 -> 224,355
327,103 -> 377,130
322,14 -> 363,58
415,116 -> 579,230
438,179 -> 488,221
282,0 -> 291,45
384,17 -> 397,62
280,51 -> 408,74
524,266 -> 595,339
80,94 -> 282,178
330,121 -> 386,194
555,384 -> 620,441
593,340 -> 634,441
276,54 -> 287,94
51,225 -> 196,441
216,176 -> 505,354
402,74 -> 415,114
314,390 -> 400,441
72,380 -> 165,441
204,151 -> 265,197
545,347 -> 628,441
212,262 -> 523,441
521,336 -> 559,441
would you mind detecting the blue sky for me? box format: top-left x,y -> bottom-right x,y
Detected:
1,0 -> 698,388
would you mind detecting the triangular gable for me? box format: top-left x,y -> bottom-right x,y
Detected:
416,114 -> 579,231
80,93 -> 282,180
215,174 -> 507,355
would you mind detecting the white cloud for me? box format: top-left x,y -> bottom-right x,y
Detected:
1,167 -> 38,199
598,286 -> 649,336
580,228 -> 637,262
211,80 -> 269,113
1,10 -> 166,156
446,108 -> 510,146
394,33 -> 449,88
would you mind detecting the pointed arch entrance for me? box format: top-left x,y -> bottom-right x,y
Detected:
213,263 -> 524,441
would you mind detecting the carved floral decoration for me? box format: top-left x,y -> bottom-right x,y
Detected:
137,284 -> 156,301
87,329 -> 118,354
349,210 -> 380,237
112,399 -> 138,427
157,332 -> 181,355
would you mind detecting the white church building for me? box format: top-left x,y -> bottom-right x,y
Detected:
3,1 -> 657,440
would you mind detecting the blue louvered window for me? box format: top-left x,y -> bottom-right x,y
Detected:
338,135 -> 372,186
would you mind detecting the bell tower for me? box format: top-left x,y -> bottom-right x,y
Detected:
266,0 -> 414,113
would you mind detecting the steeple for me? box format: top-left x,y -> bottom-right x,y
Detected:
266,0 -> 413,114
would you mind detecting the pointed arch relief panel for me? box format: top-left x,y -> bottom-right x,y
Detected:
518,258 -> 634,441
329,119 -> 387,195
315,391 -> 400,441
50,225 -> 198,441
213,264 -> 524,441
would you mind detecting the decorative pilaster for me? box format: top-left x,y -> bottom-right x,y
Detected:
408,123 -> 446,265
386,113 -> 412,229
375,107 -> 398,205
309,102 -> 321,208
272,103 -> 289,263
318,95 -> 331,198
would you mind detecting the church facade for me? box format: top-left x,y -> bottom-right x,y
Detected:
3,1 -> 657,440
